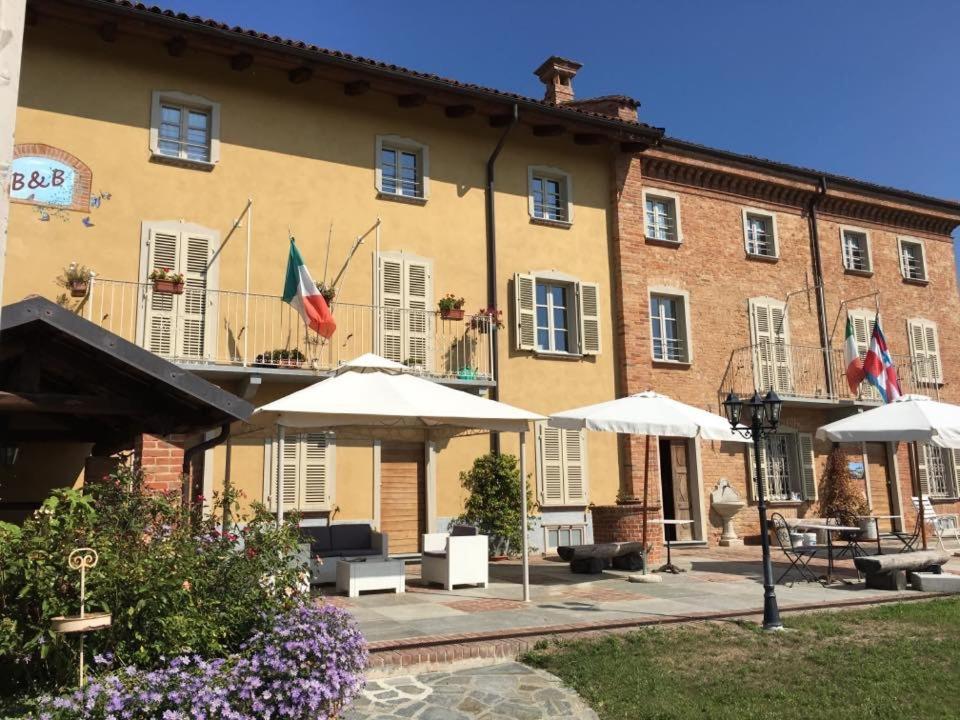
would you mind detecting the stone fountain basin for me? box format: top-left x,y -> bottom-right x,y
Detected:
712,500 -> 746,519
51,612 -> 112,634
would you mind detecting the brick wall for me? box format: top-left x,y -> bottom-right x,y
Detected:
609,144 -> 960,550
135,434 -> 185,495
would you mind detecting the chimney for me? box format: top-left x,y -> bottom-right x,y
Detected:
534,56 -> 582,104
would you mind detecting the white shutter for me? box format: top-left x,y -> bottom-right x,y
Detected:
949,449 -> 960,498
268,432 -> 299,511
300,433 -> 332,510
577,281 -> 601,355
178,233 -> 211,359
908,319 -> 942,385
145,229 -> 178,356
749,298 -> 790,394
798,433 -> 817,501
404,258 -> 432,368
849,310 -> 878,400
538,423 -> 564,505
915,442 -> 929,497
378,255 -> 404,362
563,429 -> 588,504
515,273 -> 536,351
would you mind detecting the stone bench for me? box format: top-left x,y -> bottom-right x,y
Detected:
853,550 -> 950,590
557,542 -> 645,574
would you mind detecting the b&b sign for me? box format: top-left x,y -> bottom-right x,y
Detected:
9,144 -> 93,212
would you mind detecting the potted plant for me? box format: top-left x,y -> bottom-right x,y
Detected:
57,262 -> 93,297
254,348 -> 306,368
315,281 -> 336,304
149,267 -> 185,295
470,307 -> 504,334
438,293 -> 466,321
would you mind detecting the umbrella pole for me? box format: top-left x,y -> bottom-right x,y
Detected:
519,430 -> 530,602
641,434 -> 650,575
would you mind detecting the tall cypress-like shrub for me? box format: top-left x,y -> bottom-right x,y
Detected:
818,446 -> 869,519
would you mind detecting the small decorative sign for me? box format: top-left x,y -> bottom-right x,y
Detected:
848,460 -> 865,480
9,143 -> 92,212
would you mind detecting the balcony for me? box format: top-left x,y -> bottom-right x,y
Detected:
720,342 -> 941,405
84,279 -> 495,385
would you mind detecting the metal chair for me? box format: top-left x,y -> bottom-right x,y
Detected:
879,511 -> 920,553
771,513 -> 820,585
833,512 -> 869,559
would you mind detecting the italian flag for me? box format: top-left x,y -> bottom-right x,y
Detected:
843,317 -> 865,394
282,240 -> 336,339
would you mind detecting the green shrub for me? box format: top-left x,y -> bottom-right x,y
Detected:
0,464 -> 306,698
454,453 -> 533,557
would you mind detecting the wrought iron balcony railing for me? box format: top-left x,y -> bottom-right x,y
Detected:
83,278 -> 495,382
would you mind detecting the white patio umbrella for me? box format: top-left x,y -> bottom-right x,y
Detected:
551,391 -> 749,573
253,353 -> 545,599
817,394 -> 960,549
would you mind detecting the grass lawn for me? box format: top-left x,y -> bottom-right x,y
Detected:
522,598 -> 960,720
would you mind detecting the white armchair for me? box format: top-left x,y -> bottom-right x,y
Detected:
421,531 -> 489,590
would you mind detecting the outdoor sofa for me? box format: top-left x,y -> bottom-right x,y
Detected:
298,523 -> 389,584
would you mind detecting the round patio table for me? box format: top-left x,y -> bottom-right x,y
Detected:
655,519 -> 695,574
790,522 -> 861,585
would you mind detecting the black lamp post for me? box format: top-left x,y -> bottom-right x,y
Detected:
723,387 -> 783,631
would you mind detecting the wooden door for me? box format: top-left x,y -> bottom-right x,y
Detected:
380,442 -> 426,554
670,440 -> 692,541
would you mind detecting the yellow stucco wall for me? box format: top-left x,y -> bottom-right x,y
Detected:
7,19 -> 621,522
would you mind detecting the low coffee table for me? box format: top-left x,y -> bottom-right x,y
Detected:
336,558 -> 405,598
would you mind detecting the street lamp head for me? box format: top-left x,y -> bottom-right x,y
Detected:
722,390 -> 741,427
764,388 -> 783,428
748,391 -> 765,423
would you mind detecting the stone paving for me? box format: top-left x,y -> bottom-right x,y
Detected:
317,545 -> 960,649
342,662 -> 598,720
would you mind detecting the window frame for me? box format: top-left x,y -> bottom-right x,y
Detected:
898,236 -> 928,283
906,317 -> 943,385
648,286 -> 692,364
515,270 -> 601,358
543,524 -> 587,553
749,427 -> 816,503
535,422 -> 589,507
839,225 -> 873,275
535,279 -> 576,355
527,165 -> 573,226
375,135 -> 429,203
642,187 -> 683,244
741,207 -> 779,260
149,90 -> 220,170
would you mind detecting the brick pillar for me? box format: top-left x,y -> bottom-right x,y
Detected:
591,504 -> 663,566
135,434 -> 185,495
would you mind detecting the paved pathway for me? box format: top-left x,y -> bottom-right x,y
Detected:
343,662 -> 598,720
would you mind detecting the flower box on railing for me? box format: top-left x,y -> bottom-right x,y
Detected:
153,279 -> 184,295
440,308 -> 465,321
69,280 -> 89,298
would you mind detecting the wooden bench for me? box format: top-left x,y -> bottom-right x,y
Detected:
853,550 -> 950,590
557,542 -> 645,574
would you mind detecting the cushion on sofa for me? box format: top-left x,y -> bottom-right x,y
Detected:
451,524 -> 478,536
300,526 -> 332,552
341,548 -> 381,557
330,523 -> 372,551
423,551 -> 447,559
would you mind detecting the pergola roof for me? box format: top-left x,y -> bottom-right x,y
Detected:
0,296 -> 252,448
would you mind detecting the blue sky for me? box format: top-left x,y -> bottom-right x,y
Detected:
162,0 -> 959,253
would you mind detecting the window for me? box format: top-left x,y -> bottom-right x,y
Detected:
847,310 -> 879,400
377,252 -> 433,368
643,188 -> 682,243
150,91 -> 220,168
742,209 -> 778,258
375,135 -> 429,200
138,221 -> 219,360
536,424 -> 588,506
536,282 -> 571,353
748,297 -> 791,394
514,272 -> 600,356
528,166 -> 572,224
266,431 -> 336,512
649,289 -> 691,363
907,318 -> 942,384
544,525 -> 586,553
917,444 -> 960,500
750,431 -> 816,502
898,237 -> 927,282
841,227 -> 872,273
